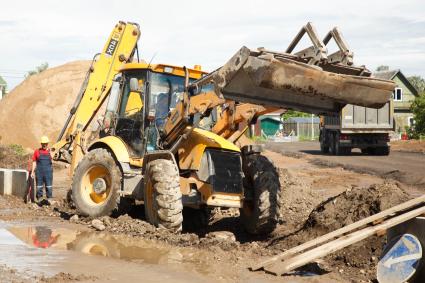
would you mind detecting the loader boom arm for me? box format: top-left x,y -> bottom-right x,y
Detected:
52,21 -> 140,163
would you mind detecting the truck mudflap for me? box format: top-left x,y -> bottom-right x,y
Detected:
209,46 -> 395,115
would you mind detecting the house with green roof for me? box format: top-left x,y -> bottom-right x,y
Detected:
374,69 -> 419,133
0,75 -> 7,100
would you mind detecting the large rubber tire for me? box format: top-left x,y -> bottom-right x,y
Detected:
320,134 -> 329,154
366,147 -> 376,155
144,159 -> 183,232
240,154 -> 280,235
72,148 -> 121,217
331,133 -> 350,155
375,146 -> 390,156
330,133 -> 337,155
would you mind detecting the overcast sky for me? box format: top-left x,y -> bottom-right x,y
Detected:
1,0 -> 424,90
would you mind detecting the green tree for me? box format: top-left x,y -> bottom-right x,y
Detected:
281,110 -> 310,121
376,65 -> 389,72
407,75 -> 425,95
410,94 -> 425,137
26,62 -> 49,78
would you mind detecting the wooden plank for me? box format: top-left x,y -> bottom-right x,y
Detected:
264,205 -> 425,275
250,195 -> 425,271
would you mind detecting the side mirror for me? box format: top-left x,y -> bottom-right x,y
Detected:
129,78 -> 139,92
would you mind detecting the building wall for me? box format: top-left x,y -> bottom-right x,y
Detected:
392,74 -> 416,133
394,112 -> 414,133
393,75 -> 415,105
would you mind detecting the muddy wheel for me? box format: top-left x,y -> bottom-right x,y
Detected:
240,154 -> 280,235
72,148 -> 121,217
144,159 -> 183,232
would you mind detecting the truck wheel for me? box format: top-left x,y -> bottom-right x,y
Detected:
376,146 -> 390,156
335,141 -> 343,155
330,134 -> 337,155
240,154 -> 280,235
72,148 -> 121,217
144,159 -> 183,232
320,136 -> 329,153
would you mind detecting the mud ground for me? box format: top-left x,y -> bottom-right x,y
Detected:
0,146 -> 419,282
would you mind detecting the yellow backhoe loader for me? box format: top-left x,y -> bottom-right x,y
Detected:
52,21 -> 394,234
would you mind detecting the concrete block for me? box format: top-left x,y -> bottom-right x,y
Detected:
0,169 -> 12,195
12,169 -> 28,198
0,168 -> 28,198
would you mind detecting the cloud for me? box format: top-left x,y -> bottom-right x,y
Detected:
1,0 -> 424,89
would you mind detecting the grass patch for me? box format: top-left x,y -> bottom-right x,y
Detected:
8,144 -> 26,156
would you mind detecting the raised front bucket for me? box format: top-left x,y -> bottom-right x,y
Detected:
210,47 -> 395,115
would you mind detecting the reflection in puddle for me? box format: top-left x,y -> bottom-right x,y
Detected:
1,225 -> 210,275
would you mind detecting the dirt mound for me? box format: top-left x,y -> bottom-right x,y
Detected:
0,61 -> 90,148
306,182 -> 409,235
272,182 -> 408,248
270,182 -> 409,280
0,144 -> 31,169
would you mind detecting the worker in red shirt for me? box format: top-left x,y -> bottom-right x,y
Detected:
31,136 -> 53,201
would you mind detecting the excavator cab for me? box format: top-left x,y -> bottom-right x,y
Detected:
102,66 -> 198,156
104,72 -> 146,155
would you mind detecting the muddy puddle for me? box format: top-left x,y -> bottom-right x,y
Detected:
0,222 -> 217,282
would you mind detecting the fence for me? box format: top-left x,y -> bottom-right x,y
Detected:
282,121 -> 320,140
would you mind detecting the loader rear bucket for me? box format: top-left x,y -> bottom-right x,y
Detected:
210,46 -> 395,115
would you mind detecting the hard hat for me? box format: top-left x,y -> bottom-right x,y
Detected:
40,136 -> 50,144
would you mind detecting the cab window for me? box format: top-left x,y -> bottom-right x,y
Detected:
119,72 -> 147,118
150,72 -> 187,128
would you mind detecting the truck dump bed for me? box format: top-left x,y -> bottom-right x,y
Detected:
323,101 -> 394,133
206,46 -> 395,115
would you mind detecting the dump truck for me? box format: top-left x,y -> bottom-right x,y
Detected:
52,21 -> 394,235
319,99 -> 394,155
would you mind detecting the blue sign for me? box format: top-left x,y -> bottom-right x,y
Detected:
377,233 -> 422,283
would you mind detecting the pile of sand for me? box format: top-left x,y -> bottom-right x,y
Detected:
0,61 -> 90,149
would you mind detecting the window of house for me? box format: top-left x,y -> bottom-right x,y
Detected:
393,87 -> 403,101
408,117 -> 414,127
